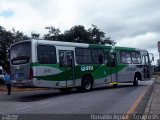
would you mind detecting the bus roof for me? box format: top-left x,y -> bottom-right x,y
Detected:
11,39 -> 148,52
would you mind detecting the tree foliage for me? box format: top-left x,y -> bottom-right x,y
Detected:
0,26 -> 29,71
43,25 -> 116,45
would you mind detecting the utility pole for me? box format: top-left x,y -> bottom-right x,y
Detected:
158,41 -> 160,60
157,41 -> 160,71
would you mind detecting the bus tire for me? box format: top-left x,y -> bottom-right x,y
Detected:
133,75 -> 138,86
81,76 -> 93,92
59,88 -> 72,93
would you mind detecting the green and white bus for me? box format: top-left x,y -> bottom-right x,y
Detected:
10,39 -> 153,92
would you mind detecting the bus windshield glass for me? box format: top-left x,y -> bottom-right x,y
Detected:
10,42 -> 31,65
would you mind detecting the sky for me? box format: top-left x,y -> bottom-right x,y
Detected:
0,0 -> 160,65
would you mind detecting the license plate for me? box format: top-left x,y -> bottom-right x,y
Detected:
15,73 -> 24,78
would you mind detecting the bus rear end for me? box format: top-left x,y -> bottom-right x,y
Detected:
10,41 -> 35,87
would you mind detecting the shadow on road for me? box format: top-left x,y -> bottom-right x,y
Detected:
18,83 -> 144,102
0,82 -> 147,102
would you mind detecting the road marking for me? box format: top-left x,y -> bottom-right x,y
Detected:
15,106 -> 31,111
125,86 -> 148,119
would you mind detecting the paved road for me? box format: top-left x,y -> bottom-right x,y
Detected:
0,80 -> 154,115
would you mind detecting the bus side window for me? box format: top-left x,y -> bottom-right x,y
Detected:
97,50 -> 104,64
120,51 -> 126,63
131,51 -> 141,64
91,49 -> 104,64
131,52 -> 136,63
98,54 -> 103,64
120,51 -> 131,64
126,52 -> 131,63
76,48 -> 92,64
136,52 -> 141,64
37,45 -> 56,64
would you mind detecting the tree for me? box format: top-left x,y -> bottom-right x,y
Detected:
0,26 -> 29,71
12,28 -> 29,42
63,25 -> 90,43
0,26 -> 14,71
88,25 -> 116,45
43,26 -> 61,41
31,31 -> 40,39
43,25 -> 116,45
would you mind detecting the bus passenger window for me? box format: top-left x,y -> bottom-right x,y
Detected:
131,51 -> 141,64
91,49 -> 104,64
120,51 -> 131,64
98,54 -> 103,64
97,50 -> 104,64
136,52 -> 141,63
120,52 -> 126,63
131,52 -> 136,63
75,48 -> 92,64
126,52 -> 131,63
37,45 -> 56,64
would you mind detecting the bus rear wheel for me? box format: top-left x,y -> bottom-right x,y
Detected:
81,76 -> 93,92
133,75 -> 139,86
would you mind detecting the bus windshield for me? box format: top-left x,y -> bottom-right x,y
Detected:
10,42 -> 31,65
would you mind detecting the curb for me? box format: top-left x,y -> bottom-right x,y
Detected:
143,84 -> 156,114
143,77 -> 160,115
126,78 -> 156,120
133,78 -> 156,114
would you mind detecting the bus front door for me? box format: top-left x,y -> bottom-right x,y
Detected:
142,54 -> 151,80
59,50 -> 75,86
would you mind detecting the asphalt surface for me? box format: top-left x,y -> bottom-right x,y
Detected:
0,80 -> 154,116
